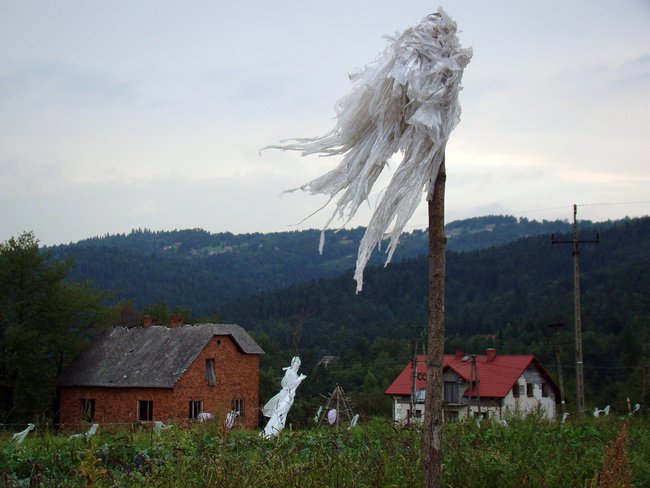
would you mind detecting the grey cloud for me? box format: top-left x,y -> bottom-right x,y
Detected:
0,62 -> 137,106
0,172 -> 331,246
616,53 -> 650,88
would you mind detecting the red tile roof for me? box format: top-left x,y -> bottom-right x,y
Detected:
385,353 -> 555,399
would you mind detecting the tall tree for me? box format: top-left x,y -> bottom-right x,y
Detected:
0,232 -> 113,422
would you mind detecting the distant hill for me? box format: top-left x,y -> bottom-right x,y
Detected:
219,216 -> 650,409
39,214 -> 650,416
44,215 -> 576,315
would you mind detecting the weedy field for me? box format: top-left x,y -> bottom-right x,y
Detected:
1,416 -> 648,487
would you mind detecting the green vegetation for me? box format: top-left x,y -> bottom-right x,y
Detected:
5,216 -> 645,427
1,416 -> 648,487
224,217 -> 650,423
0,232 -> 116,423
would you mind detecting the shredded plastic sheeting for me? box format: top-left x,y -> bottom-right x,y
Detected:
327,408 -> 337,425
198,412 -> 214,422
12,423 -> 34,445
225,410 -> 237,429
265,9 -> 471,291
314,405 -> 323,423
153,420 -> 171,435
261,357 -> 306,438
69,423 -> 99,440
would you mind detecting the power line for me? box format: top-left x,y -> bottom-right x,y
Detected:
399,200 -> 650,232
577,200 -> 650,208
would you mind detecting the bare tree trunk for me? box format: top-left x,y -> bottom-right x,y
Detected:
423,157 -> 446,488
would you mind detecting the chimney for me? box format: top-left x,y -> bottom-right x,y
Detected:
143,315 -> 154,328
169,314 -> 183,328
454,348 -> 464,359
486,348 -> 497,362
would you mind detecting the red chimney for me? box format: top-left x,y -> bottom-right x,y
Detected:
169,314 -> 183,328
486,348 -> 497,362
454,348 -> 464,359
143,315 -> 154,328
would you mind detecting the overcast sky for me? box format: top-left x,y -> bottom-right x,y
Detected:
1,1 -> 649,246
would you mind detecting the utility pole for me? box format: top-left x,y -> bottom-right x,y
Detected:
474,355 -> 481,415
552,204 -> 599,417
547,323 -> 567,416
410,337 -> 419,424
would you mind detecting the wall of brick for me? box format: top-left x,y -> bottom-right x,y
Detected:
59,334 -> 260,431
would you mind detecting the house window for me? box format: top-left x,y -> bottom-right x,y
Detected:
444,410 -> 459,422
137,400 -> 153,421
232,398 -> 244,416
526,383 -> 534,397
81,399 -> 95,421
407,409 -> 422,419
542,383 -> 549,397
513,383 -> 521,397
189,400 -> 203,420
205,359 -> 216,386
415,389 -> 426,403
444,381 -> 459,403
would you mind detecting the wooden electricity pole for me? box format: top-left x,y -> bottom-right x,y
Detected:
410,337 -> 419,424
551,204 -> 598,417
424,157 -> 446,488
547,322 -> 567,416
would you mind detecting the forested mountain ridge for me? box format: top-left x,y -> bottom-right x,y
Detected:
44,215 -> 578,315
32,215 -> 649,419
219,216 -> 650,411
221,216 -> 649,343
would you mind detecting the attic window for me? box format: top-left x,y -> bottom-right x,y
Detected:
205,359 -> 216,386
415,388 -> 426,403
443,382 -> 459,403
513,383 -> 521,397
526,383 -> 534,397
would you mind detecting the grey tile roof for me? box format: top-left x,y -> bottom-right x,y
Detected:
58,324 -> 264,388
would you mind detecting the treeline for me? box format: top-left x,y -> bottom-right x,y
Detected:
3,215 -> 646,425
0,233 -> 117,423
44,216 -> 574,316
219,217 -> 650,420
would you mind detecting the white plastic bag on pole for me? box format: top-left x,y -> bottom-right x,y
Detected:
264,9 -> 472,291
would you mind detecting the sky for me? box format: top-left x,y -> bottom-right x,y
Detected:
1,1 -> 649,246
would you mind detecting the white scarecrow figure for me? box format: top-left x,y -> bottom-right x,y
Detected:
261,356 -> 306,438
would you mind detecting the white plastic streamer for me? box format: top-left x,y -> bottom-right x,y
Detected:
265,9 -> 471,291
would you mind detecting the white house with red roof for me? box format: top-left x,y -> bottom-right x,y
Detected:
384,348 -> 562,423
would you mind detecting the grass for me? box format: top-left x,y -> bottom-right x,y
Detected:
1,416 -> 648,487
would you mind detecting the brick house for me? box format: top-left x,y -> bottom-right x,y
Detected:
58,320 -> 264,430
385,348 -> 562,423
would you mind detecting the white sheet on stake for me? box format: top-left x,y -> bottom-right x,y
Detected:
264,8 -> 471,291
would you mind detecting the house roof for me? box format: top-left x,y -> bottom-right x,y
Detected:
58,323 -> 264,388
384,353 -> 560,400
